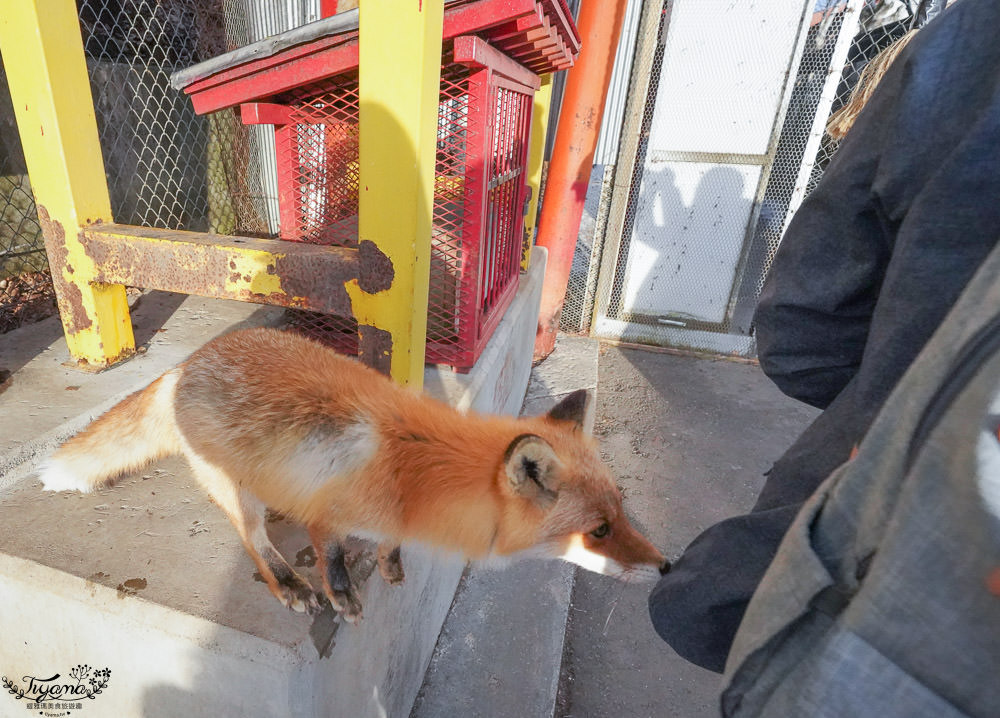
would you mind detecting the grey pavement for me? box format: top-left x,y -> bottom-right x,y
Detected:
556,345 -> 819,718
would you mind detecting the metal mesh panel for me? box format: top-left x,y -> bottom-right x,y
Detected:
280,74 -> 363,356
726,5 -> 855,337
79,0 -> 271,235
804,18 -> 911,195
279,59 -> 530,370
480,83 -> 531,326
0,1 -> 318,332
0,59 -> 54,333
428,65 -> 476,357
559,0 -> 668,337
734,3 -> 913,331
280,82 -> 362,245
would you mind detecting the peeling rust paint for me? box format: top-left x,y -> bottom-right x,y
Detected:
82,231 -> 235,303
357,239 -> 395,294
64,340 -> 136,373
273,246 -> 357,314
35,205 -> 93,333
358,324 -> 393,376
82,224 -> 360,316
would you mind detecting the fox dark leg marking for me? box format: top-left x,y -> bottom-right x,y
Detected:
309,527 -> 363,624
377,542 -> 405,585
259,545 -> 323,615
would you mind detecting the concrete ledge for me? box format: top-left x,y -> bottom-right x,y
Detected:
0,249 -> 547,718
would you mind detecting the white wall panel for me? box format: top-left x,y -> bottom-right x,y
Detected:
648,0 -> 808,156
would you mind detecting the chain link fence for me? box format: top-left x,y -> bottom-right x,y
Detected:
0,61 -> 51,333
80,0 -> 281,235
561,0 -> 936,353
1,0 -> 321,332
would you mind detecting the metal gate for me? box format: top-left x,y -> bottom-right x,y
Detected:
590,0 -> 814,356
573,0 -> 920,357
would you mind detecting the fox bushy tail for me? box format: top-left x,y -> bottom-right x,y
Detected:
39,370 -> 184,493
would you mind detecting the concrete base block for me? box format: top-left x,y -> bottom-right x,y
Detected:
411,560 -> 576,718
412,329 -> 600,718
0,249 -> 547,718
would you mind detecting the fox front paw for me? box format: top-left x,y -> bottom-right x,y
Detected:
274,574 -> 323,615
328,587 -> 364,624
377,547 -> 405,586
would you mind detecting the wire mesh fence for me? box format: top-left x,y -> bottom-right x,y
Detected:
0,61 -> 54,333
1,0 -> 321,333
80,0 -> 280,235
561,0 -> 934,356
279,51 -> 533,370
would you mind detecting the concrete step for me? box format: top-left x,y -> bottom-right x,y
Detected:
0,249 -> 547,718
410,334 -> 600,718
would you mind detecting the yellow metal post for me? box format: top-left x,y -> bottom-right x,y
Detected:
0,0 -> 134,368
521,73 -> 553,271
349,0 -> 444,388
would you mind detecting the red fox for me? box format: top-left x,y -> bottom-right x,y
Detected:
39,328 -> 668,622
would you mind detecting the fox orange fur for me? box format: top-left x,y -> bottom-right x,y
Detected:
40,328 -> 668,622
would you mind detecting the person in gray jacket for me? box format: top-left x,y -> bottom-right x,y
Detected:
650,0 -> 1000,674
721,224 -> 1000,718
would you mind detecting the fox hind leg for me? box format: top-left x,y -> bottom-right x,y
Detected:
377,543 -> 405,585
189,455 -> 321,614
309,526 -> 364,624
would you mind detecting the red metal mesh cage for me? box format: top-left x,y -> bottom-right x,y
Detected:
278,82 -> 360,247
271,50 -> 534,370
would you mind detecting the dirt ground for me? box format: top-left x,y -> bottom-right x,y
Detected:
0,271 -> 57,334
556,344 -> 819,718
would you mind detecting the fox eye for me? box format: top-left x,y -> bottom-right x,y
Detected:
590,522 -> 610,539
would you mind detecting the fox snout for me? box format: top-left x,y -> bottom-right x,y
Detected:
558,521 -> 669,583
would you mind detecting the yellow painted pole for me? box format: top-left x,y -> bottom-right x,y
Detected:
522,73 -> 553,271
0,0 -> 134,368
349,0 -> 444,388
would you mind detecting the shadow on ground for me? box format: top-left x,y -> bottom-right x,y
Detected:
0,290 -> 187,380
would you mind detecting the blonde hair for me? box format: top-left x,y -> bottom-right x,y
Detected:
826,29 -> 919,140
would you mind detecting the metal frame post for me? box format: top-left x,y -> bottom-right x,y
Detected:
533,0 -> 630,361
351,0 -> 445,387
0,0 -> 135,369
522,73 -> 553,271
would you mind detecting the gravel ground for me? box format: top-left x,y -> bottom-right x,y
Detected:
556,344 -> 819,718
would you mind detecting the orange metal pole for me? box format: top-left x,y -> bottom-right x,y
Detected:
533,0 -> 629,361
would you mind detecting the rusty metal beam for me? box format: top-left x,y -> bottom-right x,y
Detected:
81,224 -> 364,316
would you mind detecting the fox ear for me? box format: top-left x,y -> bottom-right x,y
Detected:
504,434 -> 560,508
546,389 -> 591,431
